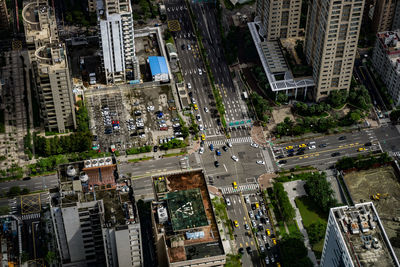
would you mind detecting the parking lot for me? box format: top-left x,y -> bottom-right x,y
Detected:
87,85 -> 181,153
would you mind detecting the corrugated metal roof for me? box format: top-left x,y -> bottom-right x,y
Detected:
148,56 -> 169,75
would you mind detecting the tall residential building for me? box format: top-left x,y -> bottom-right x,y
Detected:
372,0 -> 398,33
97,0 -> 138,84
0,0 -> 9,30
22,1 -> 76,132
372,31 -> 400,106
305,0 -> 364,100
255,0 -> 302,40
320,203 -> 399,267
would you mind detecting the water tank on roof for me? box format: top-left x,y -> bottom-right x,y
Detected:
105,157 -> 112,164
80,172 -> 89,183
99,159 -> 105,166
66,165 -> 77,177
85,160 -> 91,168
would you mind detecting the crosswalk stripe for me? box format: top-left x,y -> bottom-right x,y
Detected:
205,137 -> 252,146
220,183 -> 259,195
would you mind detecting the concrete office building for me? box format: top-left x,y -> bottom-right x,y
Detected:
103,223 -> 143,267
255,0 -> 302,41
372,31 -> 400,106
97,0 -> 139,84
372,0 -> 398,33
320,203 -> 399,267
305,0 -> 364,100
0,0 -> 9,30
22,0 -> 76,133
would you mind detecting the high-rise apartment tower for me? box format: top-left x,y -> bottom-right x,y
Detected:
372,0 -> 398,33
255,0 -> 302,40
22,0 -> 76,132
305,0 -> 365,100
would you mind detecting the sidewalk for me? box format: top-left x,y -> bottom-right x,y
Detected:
283,180 -> 318,266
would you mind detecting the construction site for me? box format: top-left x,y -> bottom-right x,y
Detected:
343,165 -> 400,260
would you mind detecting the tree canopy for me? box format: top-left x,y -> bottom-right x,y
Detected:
280,234 -> 313,267
304,172 -> 337,213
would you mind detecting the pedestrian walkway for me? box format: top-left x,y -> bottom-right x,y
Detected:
204,136 -> 252,146
220,183 -> 259,195
22,213 -> 40,221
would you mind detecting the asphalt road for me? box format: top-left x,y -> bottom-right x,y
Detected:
374,124 -> 400,155
272,129 -> 382,170
0,175 -> 58,193
165,0 -> 222,137
191,3 -> 250,125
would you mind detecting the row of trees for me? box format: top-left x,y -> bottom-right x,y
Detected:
335,153 -> 391,171
160,139 -> 186,150
33,132 -> 93,157
273,182 -> 295,222
126,146 -> 152,155
293,102 -> 331,117
327,87 -> 371,111
249,92 -> 271,123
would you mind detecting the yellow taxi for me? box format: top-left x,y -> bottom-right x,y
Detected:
266,228 -> 271,236
233,181 -> 238,189
194,104 -> 198,110
299,143 -> 307,148
358,147 -> 365,152
201,134 -> 205,141
272,238 -> 277,245
255,202 -> 259,209
277,263 -> 281,267
234,220 -> 239,228
285,145 -> 293,150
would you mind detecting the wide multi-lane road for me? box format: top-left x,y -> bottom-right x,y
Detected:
272,128 -> 382,169
165,0 -> 222,137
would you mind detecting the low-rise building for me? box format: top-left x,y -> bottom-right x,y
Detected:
372,31 -> 400,106
151,171 -> 226,267
320,202 -> 399,267
148,56 -> 169,82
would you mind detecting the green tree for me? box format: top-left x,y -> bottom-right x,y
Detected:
307,221 -> 327,245
75,100 -> 90,132
7,186 -> 21,197
276,93 -> 288,104
304,172 -> 337,213
273,182 -> 295,222
328,90 -> 347,108
389,109 -> 400,123
45,251 -> 57,265
280,235 -> 313,267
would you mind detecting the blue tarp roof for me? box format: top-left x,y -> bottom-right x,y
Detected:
148,56 -> 168,76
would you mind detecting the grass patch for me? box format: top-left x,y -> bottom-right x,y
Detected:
175,72 -> 183,83
287,220 -> 300,235
163,151 -> 186,157
128,157 -> 153,163
295,196 -> 328,257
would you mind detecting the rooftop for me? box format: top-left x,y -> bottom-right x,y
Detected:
22,1 -> 57,43
331,203 -> 399,266
377,31 -> 400,75
152,170 -> 224,264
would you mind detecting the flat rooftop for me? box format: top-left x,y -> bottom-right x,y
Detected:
260,41 -> 289,73
331,203 -> 399,266
152,170 -> 224,263
167,189 -> 209,231
344,165 -> 400,260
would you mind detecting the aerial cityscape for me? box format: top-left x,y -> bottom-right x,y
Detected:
0,0 -> 399,266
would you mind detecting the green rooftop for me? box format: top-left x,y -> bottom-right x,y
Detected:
167,188 -> 209,231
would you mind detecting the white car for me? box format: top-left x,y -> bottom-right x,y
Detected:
231,155 -> 238,162
309,145 -> 316,149
187,83 -> 192,89
188,44 -> 192,50
147,106 -> 155,111
244,195 -> 250,204
198,124 -> 204,131
227,142 -> 232,148
204,107 -> 209,113
251,143 -> 259,148
225,198 -> 231,206
196,115 -> 201,121
198,68 -> 202,75
191,97 -> 196,104
256,160 -> 265,165
199,147 -> 204,154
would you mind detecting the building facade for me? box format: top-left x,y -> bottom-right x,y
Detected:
97,0 -> 138,84
320,203 -> 399,267
305,0 -> 364,100
393,1 -> 400,30
22,1 -> 76,133
372,0 -> 398,33
372,31 -> 400,106
255,0 -> 302,40
0,0 -> 8,30
52,200 -> 107,266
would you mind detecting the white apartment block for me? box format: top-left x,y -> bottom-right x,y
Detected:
320,203 -> 399,267
255,0 -> 301,41
372,31 -> 400,106
305,0 -> 364,100
97,0 -> 138,84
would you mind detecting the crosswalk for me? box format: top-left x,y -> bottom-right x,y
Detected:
393,151 -> 400,158
205,136 -> 252,146
220,183 -> 259,195
22,213 -> 40,221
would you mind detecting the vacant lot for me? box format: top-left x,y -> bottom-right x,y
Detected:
344,166 -> 400,259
